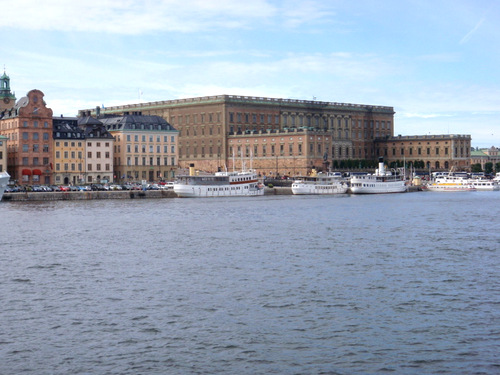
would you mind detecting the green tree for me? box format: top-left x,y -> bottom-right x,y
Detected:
471,163 -> 482,173
484,162 -> 493,174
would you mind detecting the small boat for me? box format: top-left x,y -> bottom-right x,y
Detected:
291,170 -> 348,195
173,164 -> 264,198
349,157 -> 407,194
0,171 -> 10,201
425,173 -> 476,192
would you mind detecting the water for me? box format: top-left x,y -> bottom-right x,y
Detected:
1,192 -> 499,374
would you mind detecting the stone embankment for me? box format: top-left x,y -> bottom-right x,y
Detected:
2,190 -> 177,201
2,185 -> 421,202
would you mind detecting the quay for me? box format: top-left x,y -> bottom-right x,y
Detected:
2,185 -> 421,202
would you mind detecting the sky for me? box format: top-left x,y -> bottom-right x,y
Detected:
1,0 -> 499,147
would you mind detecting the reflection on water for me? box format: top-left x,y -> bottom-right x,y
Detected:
1,192 -> 500,374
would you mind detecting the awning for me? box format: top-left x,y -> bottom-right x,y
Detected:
22,169 -> 32,176
33,169 -> 42,175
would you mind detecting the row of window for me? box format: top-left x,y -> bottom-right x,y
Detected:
125,156 -> 176,166
183,126 -> 221,137
55,141 -> 111,148
54,163 -> 110,172
22,121 -> 50,128
171,113 -> 221,125
55,151 -> 111,159
125,134 -> 176,143
229,113 -> 280,125
21,157 -> 50,166
22,144 -> 50,152
125,144 -> 175,153
388,147 -> 469,158
22,132 -> 50,141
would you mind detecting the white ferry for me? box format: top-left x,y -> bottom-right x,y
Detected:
349,158 -> 407,194
425,173 -> 476,192
173,164 -> 264,198
0,171 -> 10,201
291,170 -> 348,195
468,178 -> 499,191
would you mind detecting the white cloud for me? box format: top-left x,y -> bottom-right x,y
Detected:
1,0 -> 336,34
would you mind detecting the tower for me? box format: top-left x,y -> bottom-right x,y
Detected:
0,70 -> 16,111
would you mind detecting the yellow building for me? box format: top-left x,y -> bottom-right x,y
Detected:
96,114 -> 178,183
53,117 -> 86,185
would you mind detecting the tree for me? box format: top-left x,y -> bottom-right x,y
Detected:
484,162 -> 493,174
470,163 -> 482,173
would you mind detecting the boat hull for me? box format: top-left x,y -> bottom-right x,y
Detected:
173,183 -> 264,198
291,183 -> 348,195
0,172 -> 10,201
349,178 -> 407,194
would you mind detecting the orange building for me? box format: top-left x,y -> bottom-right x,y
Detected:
0,89 -> 53,185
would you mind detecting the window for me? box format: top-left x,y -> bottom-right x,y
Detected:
23,144 -> 29,152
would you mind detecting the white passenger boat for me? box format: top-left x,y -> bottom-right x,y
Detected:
425,173 -> 476,192
468,178 -> 499,191
349,158 -> 407,194
291,170 -> 348,195
173,164 -> 264,198
0,171 -> 10,201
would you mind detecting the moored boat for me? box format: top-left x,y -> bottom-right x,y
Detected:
468,178 -> 499,191
349,157 -> 407,194
0,171 -> 10,201
425,173 -> 475,192
173,164 -> 264,198
291,170 -> 348,195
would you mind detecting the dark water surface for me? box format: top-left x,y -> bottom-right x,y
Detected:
1,192 -> 499,374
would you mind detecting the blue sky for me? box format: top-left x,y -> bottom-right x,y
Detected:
2,0 -> 499,147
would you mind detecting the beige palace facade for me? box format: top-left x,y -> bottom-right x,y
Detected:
375,134 -> 472,170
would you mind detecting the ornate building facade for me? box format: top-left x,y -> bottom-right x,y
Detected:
0,89 -> 53,185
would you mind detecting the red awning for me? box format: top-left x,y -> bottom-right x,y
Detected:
22,169 -> 32,176
33,169 -> 42,175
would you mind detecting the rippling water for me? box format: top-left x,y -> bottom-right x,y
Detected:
1,192 -> 499,374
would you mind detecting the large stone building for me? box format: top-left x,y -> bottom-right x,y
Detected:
0,89 -> 53,185
374,134 -> 472,171
79,95 -> 395,176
